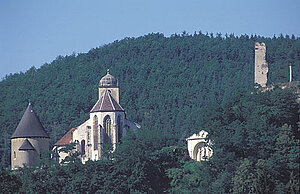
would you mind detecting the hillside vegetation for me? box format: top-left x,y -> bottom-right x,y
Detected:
1,87 -> 299,193
0,32 -> 299,192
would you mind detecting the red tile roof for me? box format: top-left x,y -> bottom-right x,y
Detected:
54,128 -> 76,146
90,89 -> 124,112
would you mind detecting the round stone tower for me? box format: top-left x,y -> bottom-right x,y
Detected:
11,103 -> 49,169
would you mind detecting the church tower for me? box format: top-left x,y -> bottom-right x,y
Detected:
98,69 -> 119,103
90,70 -> 125,160
11,103 -> 49,169
53,70 -> 140,163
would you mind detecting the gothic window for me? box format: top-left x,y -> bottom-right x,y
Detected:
93,115 -> 98,150
103,115 -> 112,144
81,140 -> 86,155
117,115 -> 122,143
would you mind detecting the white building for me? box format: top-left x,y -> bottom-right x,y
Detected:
186,130 -> 213,161
53,70 -> 140,163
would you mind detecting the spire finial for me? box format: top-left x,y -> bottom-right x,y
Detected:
28,100 -> 31,106
107,69 -> 110,75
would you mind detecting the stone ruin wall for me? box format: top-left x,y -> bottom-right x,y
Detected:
255,42 -> 268,87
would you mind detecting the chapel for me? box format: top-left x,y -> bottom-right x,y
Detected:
11,103 -> 50,169
53,70 -> 140,163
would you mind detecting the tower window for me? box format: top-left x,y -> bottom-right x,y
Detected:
13,151 -> 16,160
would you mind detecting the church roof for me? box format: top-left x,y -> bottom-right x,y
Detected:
90,90 -> 124,112
11,103 -> 49,139
18,139 -> 35,151
54,128 -> 76,146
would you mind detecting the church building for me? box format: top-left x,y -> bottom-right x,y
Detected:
53,70 -> 140,163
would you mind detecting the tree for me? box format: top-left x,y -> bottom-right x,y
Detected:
233,159 -> 255,193
0,168 -> 21,193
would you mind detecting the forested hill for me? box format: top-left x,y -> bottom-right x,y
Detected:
0,32 -> 299,167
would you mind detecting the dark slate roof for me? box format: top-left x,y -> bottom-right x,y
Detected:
19,139 -> 35,151
90,90 -> 124,112
54,128 -> 76,146
11,103 -> 49,139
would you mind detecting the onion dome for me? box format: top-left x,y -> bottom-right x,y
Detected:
99,69 -> 118,87
11,103 -> 49,139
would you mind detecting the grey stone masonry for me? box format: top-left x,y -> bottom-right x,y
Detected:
255,42 -> 268,87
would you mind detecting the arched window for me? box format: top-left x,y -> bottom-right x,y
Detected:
103,115 -> 112,144
81,140 -> 86,155
117,115 -> 122,143
93,115 -> 98,150
13,151 -> 16,160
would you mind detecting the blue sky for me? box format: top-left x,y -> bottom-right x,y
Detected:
0,0 -> 299,79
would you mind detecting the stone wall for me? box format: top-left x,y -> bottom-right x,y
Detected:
11,137 -> 49,169
255,42 -> 268,87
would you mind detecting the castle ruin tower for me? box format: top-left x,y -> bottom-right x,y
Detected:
255,42 -> 268,87
11,103 -> 49,169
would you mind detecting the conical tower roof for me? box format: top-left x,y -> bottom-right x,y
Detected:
11,103 -> 49,139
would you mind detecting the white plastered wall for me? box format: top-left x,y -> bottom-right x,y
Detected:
89,111 -> 125,160
186,130 -> 213,162
73,119 -> 91,163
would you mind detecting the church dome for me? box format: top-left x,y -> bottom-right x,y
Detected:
99,70 -> 118,87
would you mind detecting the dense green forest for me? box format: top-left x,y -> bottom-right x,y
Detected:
1,88 -> 299,193
0,32 -> 299,193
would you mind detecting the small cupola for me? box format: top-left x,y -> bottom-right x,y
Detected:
99,69 -> 118,87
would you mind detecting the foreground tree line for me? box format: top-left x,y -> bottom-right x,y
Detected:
1,87 -> 299,193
